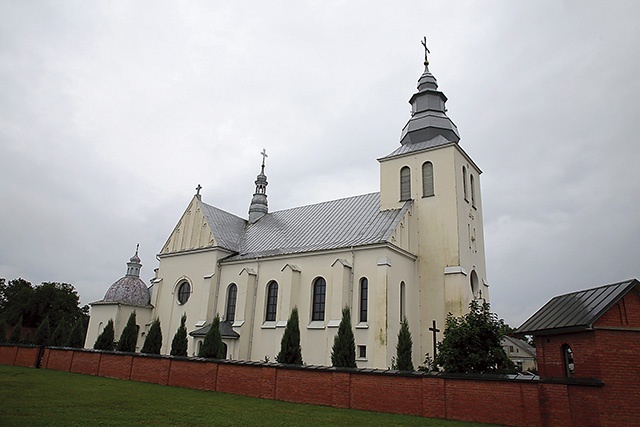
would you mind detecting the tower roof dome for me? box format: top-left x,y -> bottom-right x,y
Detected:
98,245 -> 150,307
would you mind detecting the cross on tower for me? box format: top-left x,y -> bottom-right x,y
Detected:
421,36 -> 430,63
260,148 -> 268,166
429,319 -> 440,357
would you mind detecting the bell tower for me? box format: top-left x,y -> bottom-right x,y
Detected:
379,38 -> 488,328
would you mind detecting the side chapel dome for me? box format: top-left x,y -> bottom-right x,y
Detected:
102,245 -> 151,306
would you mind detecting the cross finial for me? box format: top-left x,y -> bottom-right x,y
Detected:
196,184 -> 202,196
421,36 -> 430,65
135,243 -> 139,255
260,148 -> 268,166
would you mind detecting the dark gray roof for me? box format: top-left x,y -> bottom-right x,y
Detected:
200,202 -> 247,252
223,192 -> 409,262
189,320 -> 240,339
378,135 -> 454,161
516,279 -> 639,335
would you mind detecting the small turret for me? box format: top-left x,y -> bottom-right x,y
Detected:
248,149 -> 269,223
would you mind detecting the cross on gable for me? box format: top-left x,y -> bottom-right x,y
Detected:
196,184 -> 202,196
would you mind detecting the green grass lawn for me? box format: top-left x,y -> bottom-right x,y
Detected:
0,365 -> 496,427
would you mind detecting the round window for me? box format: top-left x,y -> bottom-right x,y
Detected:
177,281 -> 191,304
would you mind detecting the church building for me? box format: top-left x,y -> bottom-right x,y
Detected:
85,43 -> 489,369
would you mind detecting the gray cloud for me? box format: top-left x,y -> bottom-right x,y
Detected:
1,1 -> 639,326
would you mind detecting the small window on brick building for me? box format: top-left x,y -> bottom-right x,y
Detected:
562,344 -> 574,377
358,345 -> 367,359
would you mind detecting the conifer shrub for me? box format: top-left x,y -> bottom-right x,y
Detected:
8,316 -> 23,344
170,314 -> 188,357
199,314 -> 225,359
393,316 -> 414,371
34,317 -> 51,346
21,330 -> 32,345
141,318 -> 163,355
116,312 -> 138,352
66,318 -> 86,348
0,318 -> 6,344
50,321 -> 70,346
331,306 -> 356,368
93,319 -> 115,351
276,307 -> 303,365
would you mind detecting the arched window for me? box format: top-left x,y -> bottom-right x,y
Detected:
359,277 -> 368,323
265,281 -> 278,322
312,277 -> 326,321
422,162 -> 434,197
226,284 -> 237,322
470,174 -> 476,207
177,281 -> 191,305
562,344 -> 575,377
462,166 -> 468,201
470,270 -> 479,297
400,166 -> 411,201
400,281 -> 406,320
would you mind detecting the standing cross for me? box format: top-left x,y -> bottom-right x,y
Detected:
196,184 -> 202,196
421,36 -> 430,65
429,319 -> 440,357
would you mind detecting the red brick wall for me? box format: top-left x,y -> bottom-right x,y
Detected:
70,351 -> 101,375
130,356 -> 170,385
0,345 -> 19,365
98,352 -> 133,380
275,368 -> 335,406
14,346 -> 40,367
596,292 -> 640,328
350,374 -> 423,416
168,358 -> 217,391
44,347 -> 74,371
535,332 -> 602,378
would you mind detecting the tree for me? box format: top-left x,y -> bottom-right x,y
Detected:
0,317 -> 6,344
276,307 -> 303,365
331,306 -> 356,368
0,278 -> 89,330
50,321 -> 70,346
117,312 -> 138,352
21,330 -> 32,345
393,316 -> 414,371
141,318 -> 163,355
66,318 -> 86,348
170,314 -> 188,357
199,314 -> 225,359
435,300 -> 515,373
93,319 -> 115,351
34,317 -> 51,346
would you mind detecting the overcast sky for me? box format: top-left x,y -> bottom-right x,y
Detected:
1,1 -> 639,327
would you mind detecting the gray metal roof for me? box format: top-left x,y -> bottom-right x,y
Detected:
189,320 -> 240,339
200,202 -> 246,252
378,135 -> 454,161
222,192 -> 409,262
516,279 -> 639,335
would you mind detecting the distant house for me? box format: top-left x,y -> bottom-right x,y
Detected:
501,335 -> 536,372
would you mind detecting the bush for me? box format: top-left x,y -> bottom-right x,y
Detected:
331,306 -> 356,368
34,317 -> 51,346
8,316 -> 23,344
393,316 -> 414,371
66,318 -> 87,348
94,319 -> 115,351
276,307 -> 303,365
141,318 -> 163,355
199,314 -> 224,359
50,321 -> 70,346
0,318 -> 6,344
170,314 -> 188,357
116,312 -> 138,352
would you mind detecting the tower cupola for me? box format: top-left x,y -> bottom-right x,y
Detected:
399,37 -> 460,145
248,149 -> 269,223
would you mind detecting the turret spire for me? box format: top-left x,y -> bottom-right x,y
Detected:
398,37 -> 460,145
248,149 -> 269,223
126,244 -> 142,277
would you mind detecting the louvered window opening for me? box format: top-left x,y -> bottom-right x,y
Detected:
400,166 -> 411,201
422,161 -> 434,197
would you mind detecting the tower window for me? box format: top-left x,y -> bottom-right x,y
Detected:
470,270 -> 479,297
226,284 -> 237,322
462,166 -> 468,201
312,277 -> 326,321
400,281 -> 406,320
359,277 -> 368,323
400,166 -> 411,201
422,161 -> 434,197
265,281 -> 278,322
470,174 -> 476,208
177,281 -> 191,305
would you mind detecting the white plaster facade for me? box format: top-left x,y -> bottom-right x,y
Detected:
85,52 -> 489,369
